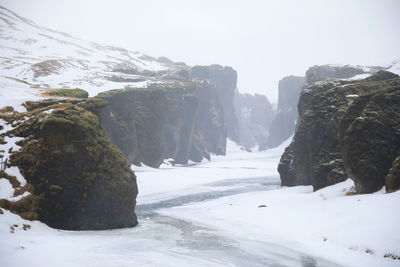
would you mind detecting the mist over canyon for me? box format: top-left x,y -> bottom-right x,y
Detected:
0,3 -> 399,267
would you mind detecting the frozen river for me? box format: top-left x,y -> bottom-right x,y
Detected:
133,176 -> 341,267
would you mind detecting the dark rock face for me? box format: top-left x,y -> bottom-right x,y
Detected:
386,156 -> 400,192
305,65 -> 365,83
5,100 -> 138,230
97,64 -> 239,167
277,143 -> 296,186
234,92 -> 274,150
192,81 -> 227,157
98,82 -> 227,167
278,69 -> 400,193
267,76 -> 305,148
339,80 -> 400,193
99,88 -> 168,167
190,65 -> 239,142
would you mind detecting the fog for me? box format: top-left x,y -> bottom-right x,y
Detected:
2,0 -> 399,103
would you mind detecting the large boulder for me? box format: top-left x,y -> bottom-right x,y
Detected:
339,78 -> 400,193
1,100 -> 138,230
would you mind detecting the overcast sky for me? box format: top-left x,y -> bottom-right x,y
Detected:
1,0 -> 399,103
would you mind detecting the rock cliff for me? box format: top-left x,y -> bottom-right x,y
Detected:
190,65 -> 239,143
234,92 -> 274,150
338,72 -> 400,193
98,81 -> 227,167
267,76 -> 305,148
278,70 -> 400,193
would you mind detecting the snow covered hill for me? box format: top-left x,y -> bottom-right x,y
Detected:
0,6 -> 187,98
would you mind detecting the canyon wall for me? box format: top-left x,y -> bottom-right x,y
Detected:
278,70 -> 400,193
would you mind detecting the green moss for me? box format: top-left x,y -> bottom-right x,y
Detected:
77,98 -> 108,114
40,116 -> 75,129
338,80 -> 400,193
5,100 -> 137,230
46,88 -> 89,98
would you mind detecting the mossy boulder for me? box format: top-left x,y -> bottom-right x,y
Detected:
339,83 -> 400,193
8,101 -> 137,230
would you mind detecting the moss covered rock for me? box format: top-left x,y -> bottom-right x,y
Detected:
339,82 -> 400,193
386,156 -> 400,192
46,88 -> 89,98
279,70 -> 400,192
277,143 -> 296,186
8,101 -> 137,230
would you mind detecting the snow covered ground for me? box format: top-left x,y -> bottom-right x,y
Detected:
0,138 -> 399,267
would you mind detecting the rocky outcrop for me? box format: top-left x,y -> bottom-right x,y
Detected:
267,76 -> 305,148
192,81 -> 227,157
234,92 -> 274,150
278,69 -> 400,193
98,81 -> 227,167
338,77 -> 400,193
386,156 -> 400,192
277,143 -> 296,186
305,65 -> 366,83
190,65 -> 239,142
0,99 -> 138,230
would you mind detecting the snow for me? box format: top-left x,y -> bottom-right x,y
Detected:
160,180 -> 400,267
0,135 -> 399,266
0,7 -> 183,99
2,136 -> 24,162
347,73 -> 372,80
0,121 -> 27,187
134,138 -> 288,204
0,178 -> 14,199
0,76 -> 45,111
5,166 -> 26,187
387,60 -> 400,75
